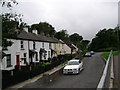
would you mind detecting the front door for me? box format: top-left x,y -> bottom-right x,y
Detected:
16,55 -> 20,66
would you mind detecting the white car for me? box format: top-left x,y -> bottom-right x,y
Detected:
63,59 -> 83,74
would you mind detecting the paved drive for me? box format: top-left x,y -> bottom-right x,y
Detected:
21,53 -> 105,88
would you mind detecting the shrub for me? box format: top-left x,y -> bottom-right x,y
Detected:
41,62 -> 51,67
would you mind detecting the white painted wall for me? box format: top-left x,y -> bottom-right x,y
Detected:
64,44 -> 71,54
29,41 -> 51,62
43,42 -> 51,60
2,39 -> 29,70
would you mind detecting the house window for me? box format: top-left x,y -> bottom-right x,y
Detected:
20,41 -> 24,49
6,54 -> 11,67
33,42 -> 36,49
49,43 -> 51,49
36,53 -> 38,61
48,51 -> 50,58
23,53 -> 27,64
42,42 -> 44,48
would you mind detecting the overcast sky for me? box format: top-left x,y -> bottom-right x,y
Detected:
3,0 -> 120,40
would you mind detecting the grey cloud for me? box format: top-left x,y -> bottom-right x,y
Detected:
9,0 -> 119,40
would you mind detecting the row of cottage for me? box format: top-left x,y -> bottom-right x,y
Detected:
1,27 -> 78,71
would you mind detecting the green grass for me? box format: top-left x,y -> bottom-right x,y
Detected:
102,52 -> 110,60
112,51 -> 120,56
102,51 -> 120,60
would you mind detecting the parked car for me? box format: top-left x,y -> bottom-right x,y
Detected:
63,59 -> 83,74
84,52 -> 92,57
90,51 -> 94,55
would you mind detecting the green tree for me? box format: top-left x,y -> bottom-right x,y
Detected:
31,22 -> 56,36
54,30 -> 69,40
69,33 -> 83,45
89,27 -> 120,51
2,1 -> 26,48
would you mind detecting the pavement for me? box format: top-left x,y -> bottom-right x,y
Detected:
113,54 -> 120,89
4,63 -> 65,90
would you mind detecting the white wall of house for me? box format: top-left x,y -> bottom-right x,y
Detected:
51,42 -> 71,56
43,42 -> 51,60
29,41 -> 40,63
64,44 -> 71,54
2,39 -> 29,70
51,43 -> 57,57
29,41 -> 51,62
56,43 -> 65,55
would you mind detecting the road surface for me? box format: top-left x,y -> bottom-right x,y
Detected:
21,52 -> 105,88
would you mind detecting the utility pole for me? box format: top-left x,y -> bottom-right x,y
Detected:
0,10 -> 2,90
118,1 -> 120,89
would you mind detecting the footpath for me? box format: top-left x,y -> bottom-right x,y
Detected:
4,63 -> 65,90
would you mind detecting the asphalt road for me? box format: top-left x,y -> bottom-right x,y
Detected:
21,52 -> 105,88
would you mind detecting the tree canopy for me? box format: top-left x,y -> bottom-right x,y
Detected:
54,30 -> 69,41
69,33 -> 83,44
31,22 -> 56,36
89,27 -> 120,51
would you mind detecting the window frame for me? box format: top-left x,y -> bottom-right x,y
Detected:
6,54 -> 12,67
20,41 -> 24,50
33,41 -> 36,49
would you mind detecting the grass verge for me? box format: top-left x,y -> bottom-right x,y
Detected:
102,51 -> 120,60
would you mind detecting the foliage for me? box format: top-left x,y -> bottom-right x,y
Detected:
54,30 -> 69,40
102,51 -> 120,60
102,52 -> 110,60
41,62 -> 51,67
31,22 -> 56,36
80,40 -> 90,50
112,51 -> 120,56
82,49 -> 89,55
2,13 -> 26,48
2,0 -> 18,9
2,0 -> 27,48
89,27 -> 120,51
69,33 -> 83,46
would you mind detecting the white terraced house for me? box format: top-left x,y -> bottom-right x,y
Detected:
1,27 -> 62,70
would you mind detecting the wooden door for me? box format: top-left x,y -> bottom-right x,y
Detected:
16,55 -> 20,66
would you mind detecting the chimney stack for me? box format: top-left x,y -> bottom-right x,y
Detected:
23,26 -> 28,32
32,30 -> 38,34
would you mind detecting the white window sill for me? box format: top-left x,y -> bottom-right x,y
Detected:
2,66 -> 14,71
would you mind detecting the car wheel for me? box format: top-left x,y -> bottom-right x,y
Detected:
78,68 -> 80,74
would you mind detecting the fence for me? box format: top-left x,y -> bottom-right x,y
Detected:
97,50 -> 113,89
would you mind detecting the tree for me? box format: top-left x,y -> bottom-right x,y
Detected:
69,33 -> 83,44
2,1 -> 26,48
80,40 -> 90,50
89,27 -> 120,51
31,22 -> 56,36
2,0 -> 18,9
54,30 -> 69,40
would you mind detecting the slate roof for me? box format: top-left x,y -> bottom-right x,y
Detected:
17,31 -> 61,43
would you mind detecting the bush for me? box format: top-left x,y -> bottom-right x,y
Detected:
41,62 -> 51,67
